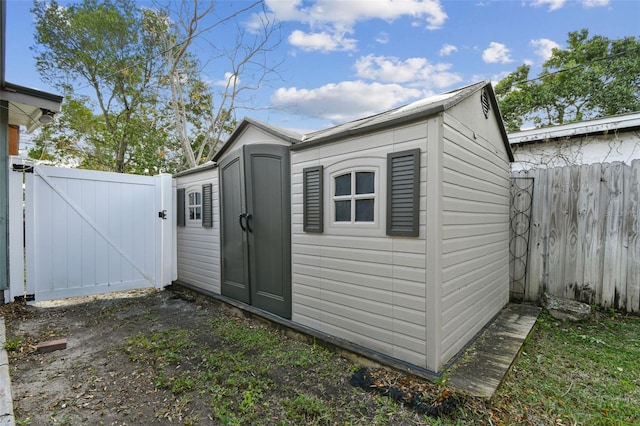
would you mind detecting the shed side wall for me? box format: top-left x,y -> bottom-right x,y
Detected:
291,122 -> 429,368
175,170 -> 220,294
440,103 -> 510,365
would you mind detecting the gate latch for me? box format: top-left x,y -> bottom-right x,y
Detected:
158,210 -> 167,219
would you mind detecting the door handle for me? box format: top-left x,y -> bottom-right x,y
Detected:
246,214 -> 253,233
239,213 -> 246,232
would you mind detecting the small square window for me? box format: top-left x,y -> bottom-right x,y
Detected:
188,191 -> 202,221
355,198 -> 374,221
335,173 -> 351,196
355,172 -> 374,194
335,200 -> 351,222
332,170 -> 376,224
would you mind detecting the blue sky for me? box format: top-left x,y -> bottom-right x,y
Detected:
5,0 -> 640,134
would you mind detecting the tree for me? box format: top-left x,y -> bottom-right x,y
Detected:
495,30 -> 640,132
30,0 -> 182,173
30,0 -> 282,173
156,0 -> 282,168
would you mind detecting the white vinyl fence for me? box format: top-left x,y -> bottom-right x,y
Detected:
8,157 -> 176,302
510,160 -> 640,313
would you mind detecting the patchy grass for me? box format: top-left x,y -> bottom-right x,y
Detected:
5,288 -> 639,425
121,302 -> 640,425
494,309 -> 640,425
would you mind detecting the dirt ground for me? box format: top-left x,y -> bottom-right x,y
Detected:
2,286 -> 467,425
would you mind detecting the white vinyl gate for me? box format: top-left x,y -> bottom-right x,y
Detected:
8,157 -> 175,302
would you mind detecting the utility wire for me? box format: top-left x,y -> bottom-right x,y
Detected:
505,45 -> 640,89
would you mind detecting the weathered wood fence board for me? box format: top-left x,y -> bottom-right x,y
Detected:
511,159 -> 640,313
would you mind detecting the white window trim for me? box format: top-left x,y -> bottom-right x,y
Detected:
329,167 -> 378,227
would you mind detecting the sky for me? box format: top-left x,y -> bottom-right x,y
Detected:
4,0 -> 640,136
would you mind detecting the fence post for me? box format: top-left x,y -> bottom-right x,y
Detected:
156,173 -> 174,288
171,178 -> 178,282
8,157 -> 24,302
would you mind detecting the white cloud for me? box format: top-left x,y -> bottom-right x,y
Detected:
288,30 -> 357,52
266,0 -> 447,28
529,0 -> 608,10
271,81 -> 423,123
530,0 -> 566,11
214,72 -> 240,87
581,0 -> 609,7
482,42 -> 513,64
376,32 -> 390,44
439,43 -> 458,56
354,54 -> 461,89
265,0 -> 448,52
530,38 -> 560,62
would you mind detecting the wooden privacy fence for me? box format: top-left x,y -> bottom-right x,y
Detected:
510,160 -> 640,313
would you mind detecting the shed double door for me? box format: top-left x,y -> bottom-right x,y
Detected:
219,144 -> 291,319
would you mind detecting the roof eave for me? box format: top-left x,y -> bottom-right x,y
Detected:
213,117 -> 302,162
291,104 -> 446,151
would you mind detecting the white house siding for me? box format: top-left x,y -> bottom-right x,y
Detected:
291,122 -> 429,368
175,170 -> 220,294
511,134 -> 640,171
439,106 -> 510,365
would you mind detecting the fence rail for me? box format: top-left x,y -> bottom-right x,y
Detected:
511,160 -> 640,313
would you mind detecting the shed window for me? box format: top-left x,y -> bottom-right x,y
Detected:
333,171 -> 375,223
188,191 -> 202,221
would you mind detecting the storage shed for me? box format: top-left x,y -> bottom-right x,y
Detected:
174,80 -> 514,374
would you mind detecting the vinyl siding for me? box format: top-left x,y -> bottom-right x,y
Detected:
291,122 -> 429,368
176,170 -> 220,294
439,106 -> 510,365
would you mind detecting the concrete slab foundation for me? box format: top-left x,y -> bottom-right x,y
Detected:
448,303 -> 541,399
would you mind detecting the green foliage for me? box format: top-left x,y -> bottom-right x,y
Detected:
496,30 -> 640,131
30,0 -> 180,174
496,311 -> 640,425
29,0 -> 277,173
3,337 -> 23,352
284,393 -> 334,423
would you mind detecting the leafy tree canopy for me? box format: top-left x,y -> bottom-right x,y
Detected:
29,0 -> 278,173
495,30 -> 640,132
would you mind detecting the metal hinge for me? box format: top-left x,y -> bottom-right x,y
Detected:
12,164 -> 34,173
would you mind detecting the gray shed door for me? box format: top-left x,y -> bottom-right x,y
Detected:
219,150 -> 250,303
219,144 -> 291,318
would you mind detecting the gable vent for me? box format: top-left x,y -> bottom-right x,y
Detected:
481,89 -> 491,119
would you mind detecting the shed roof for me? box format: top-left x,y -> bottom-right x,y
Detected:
212,117 -> 303,162
292,80 -> 513,161
213,81 -> 513,163
508,111 -> 640,145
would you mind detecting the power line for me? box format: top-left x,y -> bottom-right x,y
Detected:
506,45 -> 640,89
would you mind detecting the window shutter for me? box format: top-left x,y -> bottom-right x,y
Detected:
177,188 -> 186,227
303,166 -> 323,233
202,183 -> 213,228
387,149 -> 420,237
